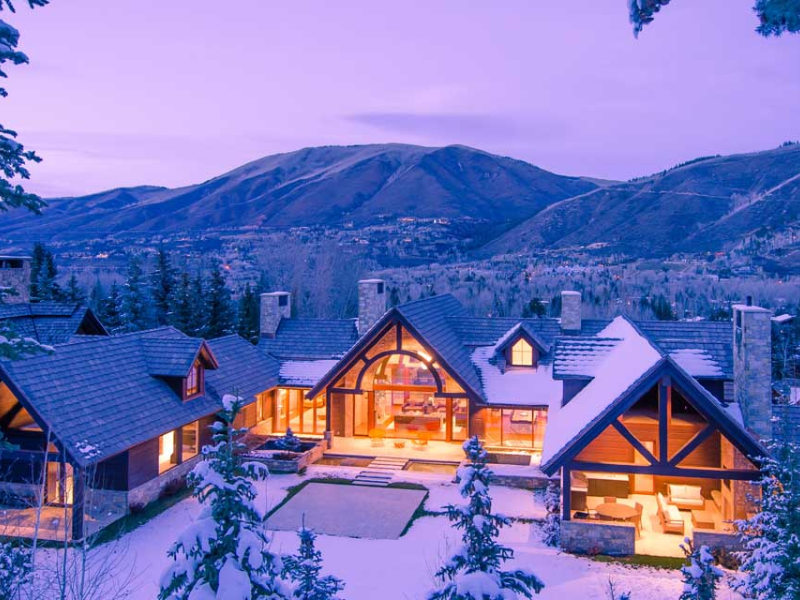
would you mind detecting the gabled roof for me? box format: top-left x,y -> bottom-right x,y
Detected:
258,318 -> 358,360
141,337 -> 218,377
540,317 -> 764,474
0,302 -> 108,345
0,329 -> 276,467
493,322 -> 552,356
553,337 -> 622,379
635,320 -> 732,379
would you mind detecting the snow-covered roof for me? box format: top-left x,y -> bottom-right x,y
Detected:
541,316 -> 663,466
279,359 -> 340,388
772,314 -> 794,324
552,337 -> 621,379
470,346 -> 562,407
669,349 -> 724,378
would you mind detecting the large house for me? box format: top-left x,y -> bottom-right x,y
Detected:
0,268 -> 785,555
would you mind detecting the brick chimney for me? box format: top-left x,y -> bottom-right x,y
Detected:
560,290 -> 582,332
0,255 -> 31,303
732,302 -> 772,441
260,291 -> 291,338
358,279 -> 386,336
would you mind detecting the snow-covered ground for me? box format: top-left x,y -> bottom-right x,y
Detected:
59,466 -> 743,600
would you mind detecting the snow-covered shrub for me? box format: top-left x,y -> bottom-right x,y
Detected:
282,525 -> 345,600
679,538 -> 722,600
275,428 -> 303,452
427,436 -> 544,600
541,481 -> 560,547
0,540 -> 32,599
734,437 -> 800,600
159,393 -> 289,600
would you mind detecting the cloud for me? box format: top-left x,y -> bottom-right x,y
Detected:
343,112 -> 567,144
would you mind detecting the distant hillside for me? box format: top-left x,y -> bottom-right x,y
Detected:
0,144 -> 596,240
482,144 -> 800,257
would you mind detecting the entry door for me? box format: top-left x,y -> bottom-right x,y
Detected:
632,441 -> 655,493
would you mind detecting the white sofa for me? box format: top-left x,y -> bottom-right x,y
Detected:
667,484 -> 705,510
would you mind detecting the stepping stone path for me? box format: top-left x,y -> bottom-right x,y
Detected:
352,456 -> 409,486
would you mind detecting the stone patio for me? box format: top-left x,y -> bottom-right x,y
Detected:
266,482 -> 427,539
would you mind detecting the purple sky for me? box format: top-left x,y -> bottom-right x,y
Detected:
4,0 -> 800,197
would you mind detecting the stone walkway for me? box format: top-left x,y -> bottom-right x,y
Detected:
266,482 -> 426,539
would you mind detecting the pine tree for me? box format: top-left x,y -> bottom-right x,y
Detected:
151,247 -> 176,326
29,241 -> 61,301
734,437 -> 800,600
541,481 -> 560,547
121,255 -> 151,332
679,538 -> 721,600
65,272 -> 85,304
205,263 -> 234,339
159,394 -> 288,600
89,277 -> 104,314
0,0 -> 48,215
237,283 -> 260,344
169,271 -> 194,334
189,272 -> 208,337
428,436 -> 544,600
282,522 -> 345,600
100,282 -> 124,333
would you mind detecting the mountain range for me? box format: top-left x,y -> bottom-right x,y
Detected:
1,142 -> 799,257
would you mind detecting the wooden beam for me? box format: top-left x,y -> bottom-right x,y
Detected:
669,423 -> 717,467
569,460 -> 759,481
395,323 -> 402,351
0,403 -> 23,429
658,378 -> 670,464
611,419 -> 657,465
561,465 -> 571,520
71,466 -> 85,542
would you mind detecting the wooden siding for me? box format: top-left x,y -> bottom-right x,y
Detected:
199,415 -> 216,448
127,437 -> 159,490
91,451 -> 128,491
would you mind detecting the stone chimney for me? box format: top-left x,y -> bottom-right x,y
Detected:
560,290 -> 582,332
358,279 -> 386,336
259,291 -> 291,338
732,302 -> 772,441
0,255 -> 31,303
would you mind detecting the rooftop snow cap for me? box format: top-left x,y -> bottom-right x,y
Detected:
260,291 -> 291,338
358,279 -> 386,336
732,303 -> 773,442
560,290 -> 582,332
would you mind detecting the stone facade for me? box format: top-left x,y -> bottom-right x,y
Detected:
260,291 -> 292,338
560,291 -> 582,332
0,256 -> 31,303
127,455 -> 199,508
560,519 -> 635,556
358,279 -> 386,336
732,304 -> 773,441
693,530 -> 744,553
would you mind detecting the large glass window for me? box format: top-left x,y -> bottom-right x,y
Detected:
510,339 -> 534,367
186,361 -> 202,397
354,393 -> 369,436
182,420 -> 199,460
158,430 -> 178,473
273,389 -> 325,435
483,408 -> 547,449
452,398 -> 468,441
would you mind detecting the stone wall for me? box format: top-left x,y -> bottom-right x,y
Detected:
0,259 -> 31,304
560,519 -> 635,556
127,455 -> 199,508
732,305 -> 772,441
693,530 -> 744,553
260,292 -> 291,337
560,291 -> 582,332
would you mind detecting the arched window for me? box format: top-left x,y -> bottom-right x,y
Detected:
510,339 -> 534,367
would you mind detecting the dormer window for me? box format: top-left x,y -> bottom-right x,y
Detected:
509,339 -> 535,367
184,360 -> 204,399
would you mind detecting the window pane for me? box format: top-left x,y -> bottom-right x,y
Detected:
289,390 -> 302,432
182,421 -> 199,460
159,430 -> 177,474
452,398 -> 468,441
502,409 -> 533,448
314,395 -> 327,434
484,409 -> 502,446
511,339 -> 533,366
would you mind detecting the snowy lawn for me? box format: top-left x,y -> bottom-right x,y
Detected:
69,466 -> 742,600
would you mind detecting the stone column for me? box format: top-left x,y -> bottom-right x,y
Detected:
259,291 -> 291,338
358,279 -> 386,336
560,291 -> 582,332
732,304 -> 773,442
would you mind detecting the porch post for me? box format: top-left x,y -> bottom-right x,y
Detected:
71,465 -> 85,541
561,464 -> 571,520
658,377 -> 671,463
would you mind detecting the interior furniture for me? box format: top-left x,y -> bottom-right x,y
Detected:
691,509 -> 716,530
586,472 -> 630,498
595,502 -> 638,522
657,492 -> 685,534
667,484 -> 705,510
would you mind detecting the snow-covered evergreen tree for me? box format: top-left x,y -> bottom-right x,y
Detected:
0,0 -> 48,215
29,241 -> 61,301
734,437 -> 800,600
428,436 -> 544,600
205,263 -> 235,339
541,480 -> 560,547
679,538 -> 721,600
159,394 -> 288,600
282,523 -> 344,600
121,255 -> 151,332
99,282 -> 124,333
168,271 -> 194,334
151,247 -> 176,326
0,539 -> 32,599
